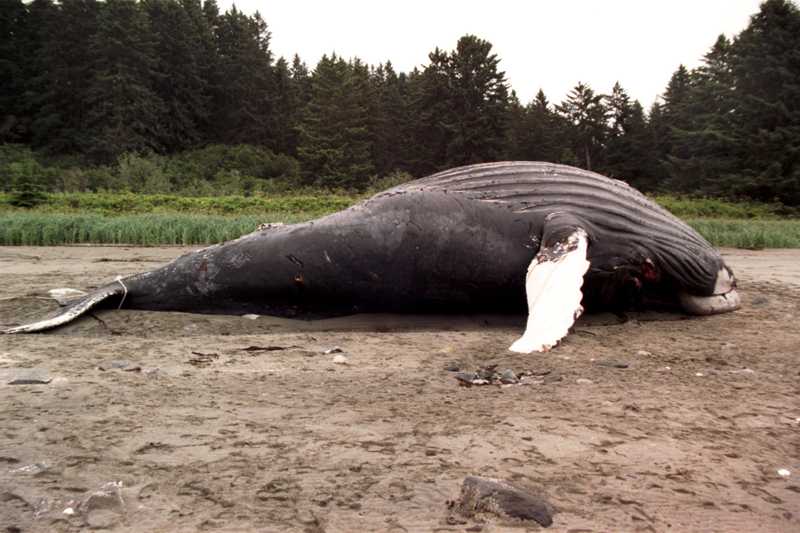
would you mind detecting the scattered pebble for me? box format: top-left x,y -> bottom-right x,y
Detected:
637,350 -> 652,356
454,372 -> 478,383
543,374 -> 563,384
452,476 -> 555,527
332,354 -> 347,364
779,469 -> 791,477
439,347 -> 454,354
500,370 -> 518,384
443,365 -> 459,372
8,370 -> 53,385
576,378 -> 593,384
752,294 -> 772,306
146,368 -> 169,377
530,367 -> 552,376
594,360 -> 629,368
99,361 -> 141,372
696,373 -> 704,377
323,347 -> 343,354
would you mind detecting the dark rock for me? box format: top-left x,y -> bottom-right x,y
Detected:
444,365 -> 460,372
454,372 -> 477,383
543,374 -> 563,384
752,294 -> 771,306
454,476 -> 554,527
8,370 -> 52,385
594,360 -> 629,369
478,369 -> 494,380
530,367 -> 552,376
99,361 -> 141,372
500,370 -> 518,384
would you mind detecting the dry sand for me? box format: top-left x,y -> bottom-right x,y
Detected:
0,245 -> 798,532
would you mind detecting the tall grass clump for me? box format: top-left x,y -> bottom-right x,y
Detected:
0,213 -> 315,246
686,219 -> 800,248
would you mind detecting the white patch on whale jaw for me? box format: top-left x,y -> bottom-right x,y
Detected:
509,229 -> 590,354
714,267 -> 735,295
678,289 -> 742,316
678,267 -> 741,316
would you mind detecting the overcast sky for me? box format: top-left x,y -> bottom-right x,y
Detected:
218,0 -> 765,108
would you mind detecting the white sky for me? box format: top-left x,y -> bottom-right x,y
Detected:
219,0 -> 765,108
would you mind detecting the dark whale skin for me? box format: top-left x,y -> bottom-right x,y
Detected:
6,162 -> 737,330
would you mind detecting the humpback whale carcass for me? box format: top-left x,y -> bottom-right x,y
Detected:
3,162 -> 741,352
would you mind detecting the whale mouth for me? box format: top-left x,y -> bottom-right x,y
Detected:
678,289 -> 742,316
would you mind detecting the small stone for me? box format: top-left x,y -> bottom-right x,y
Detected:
81,481 -> 125,514
594,360 -> 629,368
530,367 -> 552,376
542,374 -> 563,384
740,368 -> 755,374
324,347 -> 343,354
778,469 -> 791,477
183,324 -> 199,332
8,370 -> 53,385
500,370 -> 518,384
752,294 -> 771,306
99,361 -> 141,372
478,369 -> 494,380
332,354 -> 347,364
444,365 -> 459,372
472,379 -> 489,385
454,372 -> 477,383
637,350 -> 652,356
408,377 -> 426,384
454,476 -> 555,527
146,368 -> 169,377
576,378 -> 593,384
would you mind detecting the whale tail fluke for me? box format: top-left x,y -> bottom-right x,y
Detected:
509,229 -> 590,354
3,282 -> 124,334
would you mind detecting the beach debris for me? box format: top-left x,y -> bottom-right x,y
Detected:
8,369 -> 53,385
332,354 -> 347,364
779,469 -> 791,477
8,461 -> 53,475
594,360 -> 629,368
99,361 -> 141,372
450,476 -> 554,527
324,346 -> 343,354
188,352 -> 219,367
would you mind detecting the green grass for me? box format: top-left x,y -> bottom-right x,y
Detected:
0,191 -> 356,217
685,219 -> 800,248
0,212 -> 315,246
2,192 -> 800,248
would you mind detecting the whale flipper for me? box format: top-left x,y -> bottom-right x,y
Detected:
509,229 -> 590,353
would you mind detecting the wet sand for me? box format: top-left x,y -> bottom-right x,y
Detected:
1,245 -> 799,532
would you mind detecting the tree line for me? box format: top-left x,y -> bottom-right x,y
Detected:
1,0 -> 799,205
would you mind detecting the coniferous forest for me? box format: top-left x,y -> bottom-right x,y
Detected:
2,0 -> 800,206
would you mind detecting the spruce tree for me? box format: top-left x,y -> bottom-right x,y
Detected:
142,0 -> 210,152
556,82 -> 609,171
297,54 -> 374,189
84,0 -> 164,162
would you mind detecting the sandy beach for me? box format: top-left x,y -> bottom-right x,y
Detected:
1,245 -> 798,532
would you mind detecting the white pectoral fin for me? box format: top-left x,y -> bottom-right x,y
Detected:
509,229 -> 590,353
